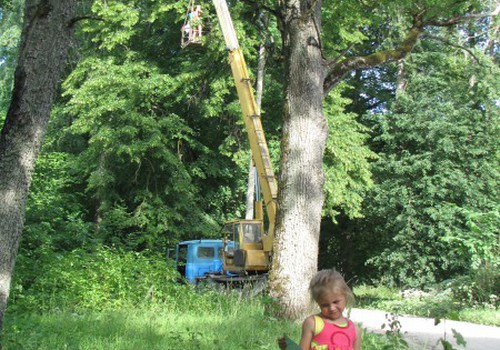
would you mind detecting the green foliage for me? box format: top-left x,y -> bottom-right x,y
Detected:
6,258 -> 307,349
443,267 -> 500,308
321,0 -> 487,61
0,0 -> 22,113
321,0 -> 372,54
4,297 -> 471,349
323,85 -> 377,220
355,285 -> 499,326
361,329 -> 409,350
5,0 -> 497,328
44,0 -> 284,251
358,48 -> 500,287
85,0 -> 140,50
10,0 -> 284,258
319,87 -> 378,276
24,151 -> 91,249
440,209 -> 500,306
444,209 -> 500,271
60,56 -> 222,247
379,313 -> 409,349
10,246 -> 180,313
457,307 -> 499,327
3,290 -> 410,350
18,148 -> 94,294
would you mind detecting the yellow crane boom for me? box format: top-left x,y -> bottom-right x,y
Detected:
213,0 -> 277,267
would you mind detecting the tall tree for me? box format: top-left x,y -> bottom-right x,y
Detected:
0,0 -> 77,339
56,1 -> 257,248
365,48 -> 499,286
269,0 -> 497,318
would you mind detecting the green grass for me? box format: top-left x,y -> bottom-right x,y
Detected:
458,308 -> 500,326
2,309 -> 393,350
7,248 -> 496,348
3,285 -> 497,349
3,294 -> 395,349
354,285 -> 500,327
4,303 -> 293,349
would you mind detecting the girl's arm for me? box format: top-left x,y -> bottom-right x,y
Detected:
353,324 -> 362,350
298,316 -> 315,350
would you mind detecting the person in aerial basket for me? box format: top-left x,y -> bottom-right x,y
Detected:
189,5 -> 203,42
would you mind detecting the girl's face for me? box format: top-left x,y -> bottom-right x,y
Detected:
316,289 -> 347,322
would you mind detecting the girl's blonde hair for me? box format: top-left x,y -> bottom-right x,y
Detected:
309,269 -> 355,306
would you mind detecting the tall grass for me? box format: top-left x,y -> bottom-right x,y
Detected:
3,295 -> 391,349
5,294 -> 279,349
7,247 -> 493,348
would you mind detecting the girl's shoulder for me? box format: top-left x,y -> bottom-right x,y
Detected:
306,314 -> 335,335
305,313 -> 325,325
302,314 -> 317,326
302,314 -> 323,329
301,315 -> 317,336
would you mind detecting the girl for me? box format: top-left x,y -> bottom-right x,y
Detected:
279,269 -> 361,350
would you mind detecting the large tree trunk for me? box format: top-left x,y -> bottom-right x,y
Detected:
0,0 -> 76,340
270,0 -> 328,318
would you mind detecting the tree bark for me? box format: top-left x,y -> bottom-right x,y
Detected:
396,59 -> 408,93
0,0 -> 76,340
270,0 -> 328,318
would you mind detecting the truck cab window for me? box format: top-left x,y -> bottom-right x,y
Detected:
197,247 -> 215,259
177,244 -> 188,275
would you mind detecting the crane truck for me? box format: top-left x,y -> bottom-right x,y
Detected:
173,0 -> 278,284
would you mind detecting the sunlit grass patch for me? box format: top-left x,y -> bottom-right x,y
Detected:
4,297 -> 300,350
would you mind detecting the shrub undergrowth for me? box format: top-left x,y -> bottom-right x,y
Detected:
10,246 -> 182,313
4,246 -> 497,349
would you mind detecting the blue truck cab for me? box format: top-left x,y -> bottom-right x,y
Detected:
174,239 -> 234,283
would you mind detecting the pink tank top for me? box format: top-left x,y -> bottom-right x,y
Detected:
310,315 -> 357,350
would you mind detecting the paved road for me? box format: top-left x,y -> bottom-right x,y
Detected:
349,308 -> 500,350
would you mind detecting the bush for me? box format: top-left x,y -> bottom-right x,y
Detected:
10,246 -> 181,312
443,266 -> 500,308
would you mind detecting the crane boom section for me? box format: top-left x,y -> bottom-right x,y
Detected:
228,49 -> 277,227
212,0 -> 277,248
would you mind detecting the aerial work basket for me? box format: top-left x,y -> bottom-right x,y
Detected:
181,0 -> 204,48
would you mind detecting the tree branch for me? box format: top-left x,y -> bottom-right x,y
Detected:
323,21 -> 423,95
239,0 -> 279,18
427,4 -> 499,27
322,4 -> 499,95
69,15 -> 104,27
422,34 -> 484,65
